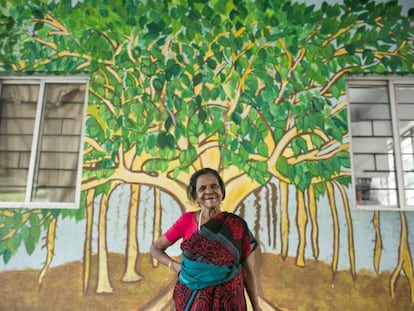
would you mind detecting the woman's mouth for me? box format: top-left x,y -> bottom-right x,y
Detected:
203,195 -> 218,202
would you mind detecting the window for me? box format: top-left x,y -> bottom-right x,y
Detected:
347,77 -> 414,210
0,76 -> 88,209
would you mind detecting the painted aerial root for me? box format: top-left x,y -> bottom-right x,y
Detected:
308,185 -> 319,260
295,189 -> 307,267
279,181 -> 289,260
372,211 -> 382,274
38,215 -> 57,286
390,212 -> 414,303
333,180 -> 356,278
326,181 -> 339,276
83,189 -> 95,294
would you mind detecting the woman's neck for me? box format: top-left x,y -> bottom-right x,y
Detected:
201,207 -> 220,219
198,207 -> 221,230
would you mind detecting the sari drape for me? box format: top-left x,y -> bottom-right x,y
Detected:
173,212 -> 257,311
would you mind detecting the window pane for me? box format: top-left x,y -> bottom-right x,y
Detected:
396,85 -> 414,206
32,83 -> 86,203
0,84 -> 39,202
349,85 -> 398,207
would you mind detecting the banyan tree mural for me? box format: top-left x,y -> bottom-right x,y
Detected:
0,0 -> 413,310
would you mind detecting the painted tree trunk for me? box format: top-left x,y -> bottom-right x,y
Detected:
96,192 -> 112,293
122,183 -> 143,282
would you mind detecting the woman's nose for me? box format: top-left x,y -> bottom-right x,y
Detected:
206,185 -> 216,192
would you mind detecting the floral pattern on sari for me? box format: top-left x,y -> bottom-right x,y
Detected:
173,212 -> 257,311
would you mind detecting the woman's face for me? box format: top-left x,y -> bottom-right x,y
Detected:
195,173 -> 223,210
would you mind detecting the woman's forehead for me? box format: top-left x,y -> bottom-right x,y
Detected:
196,173 -> 219,185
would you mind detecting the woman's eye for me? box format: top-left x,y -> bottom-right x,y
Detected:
198,184 -> 219,192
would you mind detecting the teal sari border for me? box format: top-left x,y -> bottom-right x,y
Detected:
179,254 -> 240,310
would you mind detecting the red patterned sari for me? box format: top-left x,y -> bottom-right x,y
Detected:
173,212 -> 257,311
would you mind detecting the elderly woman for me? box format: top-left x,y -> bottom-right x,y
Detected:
150,167 -> 261,310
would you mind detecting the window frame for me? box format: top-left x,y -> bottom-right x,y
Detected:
346,76 -> 414,211
0,75 -> 89,209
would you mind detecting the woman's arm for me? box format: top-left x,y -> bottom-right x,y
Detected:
150,235 -> 180,272
242,252 -> 261,311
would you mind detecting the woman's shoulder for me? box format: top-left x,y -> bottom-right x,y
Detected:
222,211 -> 241,218
182,210 -> 197,217
177,211 -> 197,223
221,211 -> 247,224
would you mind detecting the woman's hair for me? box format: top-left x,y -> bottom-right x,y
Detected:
187,168 -> 226,202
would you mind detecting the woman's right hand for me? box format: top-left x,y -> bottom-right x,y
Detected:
150,234 -> 174,269
171,261 -> 181,273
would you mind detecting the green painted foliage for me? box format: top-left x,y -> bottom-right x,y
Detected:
0,0 -> 413,262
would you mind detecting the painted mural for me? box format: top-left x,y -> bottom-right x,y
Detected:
1,0 -> 414,310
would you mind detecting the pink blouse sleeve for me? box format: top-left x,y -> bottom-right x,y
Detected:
164,211 -> 197,244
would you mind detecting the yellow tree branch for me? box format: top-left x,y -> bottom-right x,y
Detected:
33,13 -> 70,36
320,67 -> 353,96
87,87 -> 117,117
83,136 -> 106,154
289,141 -> 350,164
0,211 -> 38,240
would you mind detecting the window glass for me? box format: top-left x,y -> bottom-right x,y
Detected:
32,83 -> 86,203
348,85 -> 398,207
0,84 -> 38,202
396,85 -> 414,205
